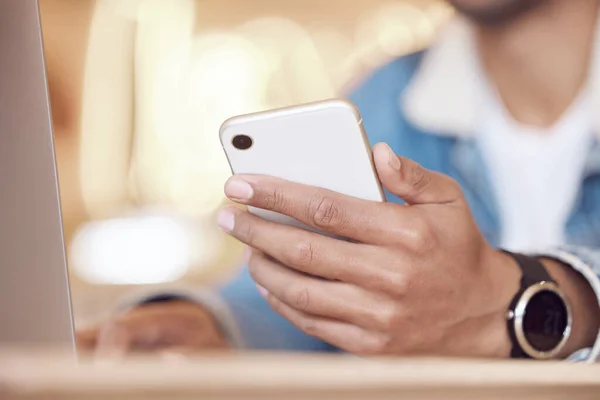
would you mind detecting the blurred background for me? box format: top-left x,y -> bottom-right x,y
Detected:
39,0 -> 453,325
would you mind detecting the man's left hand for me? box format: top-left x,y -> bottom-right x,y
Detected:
217,143 -> 521,357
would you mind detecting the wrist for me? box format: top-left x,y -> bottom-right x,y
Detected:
472,249 -> 600,360
472,248 -> 521,358
539,258 -> 600,358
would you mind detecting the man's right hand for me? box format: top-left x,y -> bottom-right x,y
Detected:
76,300 -> 229,359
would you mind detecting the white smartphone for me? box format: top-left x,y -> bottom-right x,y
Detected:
219,99 -> 385,233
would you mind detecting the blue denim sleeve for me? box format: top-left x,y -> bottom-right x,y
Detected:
538,246 -> 600,362
217,266 -> 338,352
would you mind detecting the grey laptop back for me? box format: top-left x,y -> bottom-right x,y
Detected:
0,0 -> 75,348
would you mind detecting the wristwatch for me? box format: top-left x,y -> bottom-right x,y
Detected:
503,252 -> 572,360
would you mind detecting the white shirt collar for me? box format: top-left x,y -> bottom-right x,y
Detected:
400,17 -> 600,139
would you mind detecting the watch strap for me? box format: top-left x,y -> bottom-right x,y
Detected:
502,251 -> 556,359
504,251 -> 555,288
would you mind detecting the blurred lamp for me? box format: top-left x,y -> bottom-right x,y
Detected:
70,213 -> 203,285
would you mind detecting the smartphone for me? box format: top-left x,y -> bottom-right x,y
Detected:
219,99 -> 385,234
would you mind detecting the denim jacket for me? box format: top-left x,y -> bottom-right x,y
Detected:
207,20 -> 600,361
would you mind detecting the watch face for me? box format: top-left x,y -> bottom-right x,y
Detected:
522,289 -> 569,352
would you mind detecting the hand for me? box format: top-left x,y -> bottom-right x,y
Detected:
76,300 -> 229,359
217,143 -> 521,357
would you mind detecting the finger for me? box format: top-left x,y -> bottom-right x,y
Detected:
219,206 -> 393,283
94,321 -> 132,360
249,251 -> 392,330
373,143 -> 463,205
158,346 -> 195,364
160,351 -> 189,364
222,173 -> 410,244
260,289 -> 384,355
75,326 -> 98,351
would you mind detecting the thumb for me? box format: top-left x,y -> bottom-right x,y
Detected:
373,142 -> 462,205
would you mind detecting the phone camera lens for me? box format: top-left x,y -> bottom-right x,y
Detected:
232,134 -> 253,150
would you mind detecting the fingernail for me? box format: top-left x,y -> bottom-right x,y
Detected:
386,144 -> 400,171
217,208 -> 235,232
225,177 -> 253,201
256,285 -> 269,298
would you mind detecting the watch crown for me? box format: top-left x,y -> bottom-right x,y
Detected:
506,310 -> 515,320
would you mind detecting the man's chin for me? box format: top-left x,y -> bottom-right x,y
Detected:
448,0 -> 543,26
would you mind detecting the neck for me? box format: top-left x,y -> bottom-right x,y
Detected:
477,1 -> 599,127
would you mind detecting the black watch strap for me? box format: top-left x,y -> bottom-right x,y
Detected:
504,251 -> 555,288
502,251 -> 556,358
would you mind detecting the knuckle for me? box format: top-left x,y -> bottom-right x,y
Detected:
263,187 -> 286,211
407,163 -> 430,194
354,333 -> 391,356
387,272 -> 412,298
407,219 -> 435,254
295,287 -> 311,312
237,218 -> 257,244
292,240 -> 315,269
286,283 -> 312,312
412,218 -> 431,239
312,196 -> 344,228
299,319 -> 320,337
414,235 -> 436,256
372,334 -> 393,354
373,305 -> 400,332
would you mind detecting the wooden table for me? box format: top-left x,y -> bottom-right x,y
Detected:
1,350 -> 599,399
